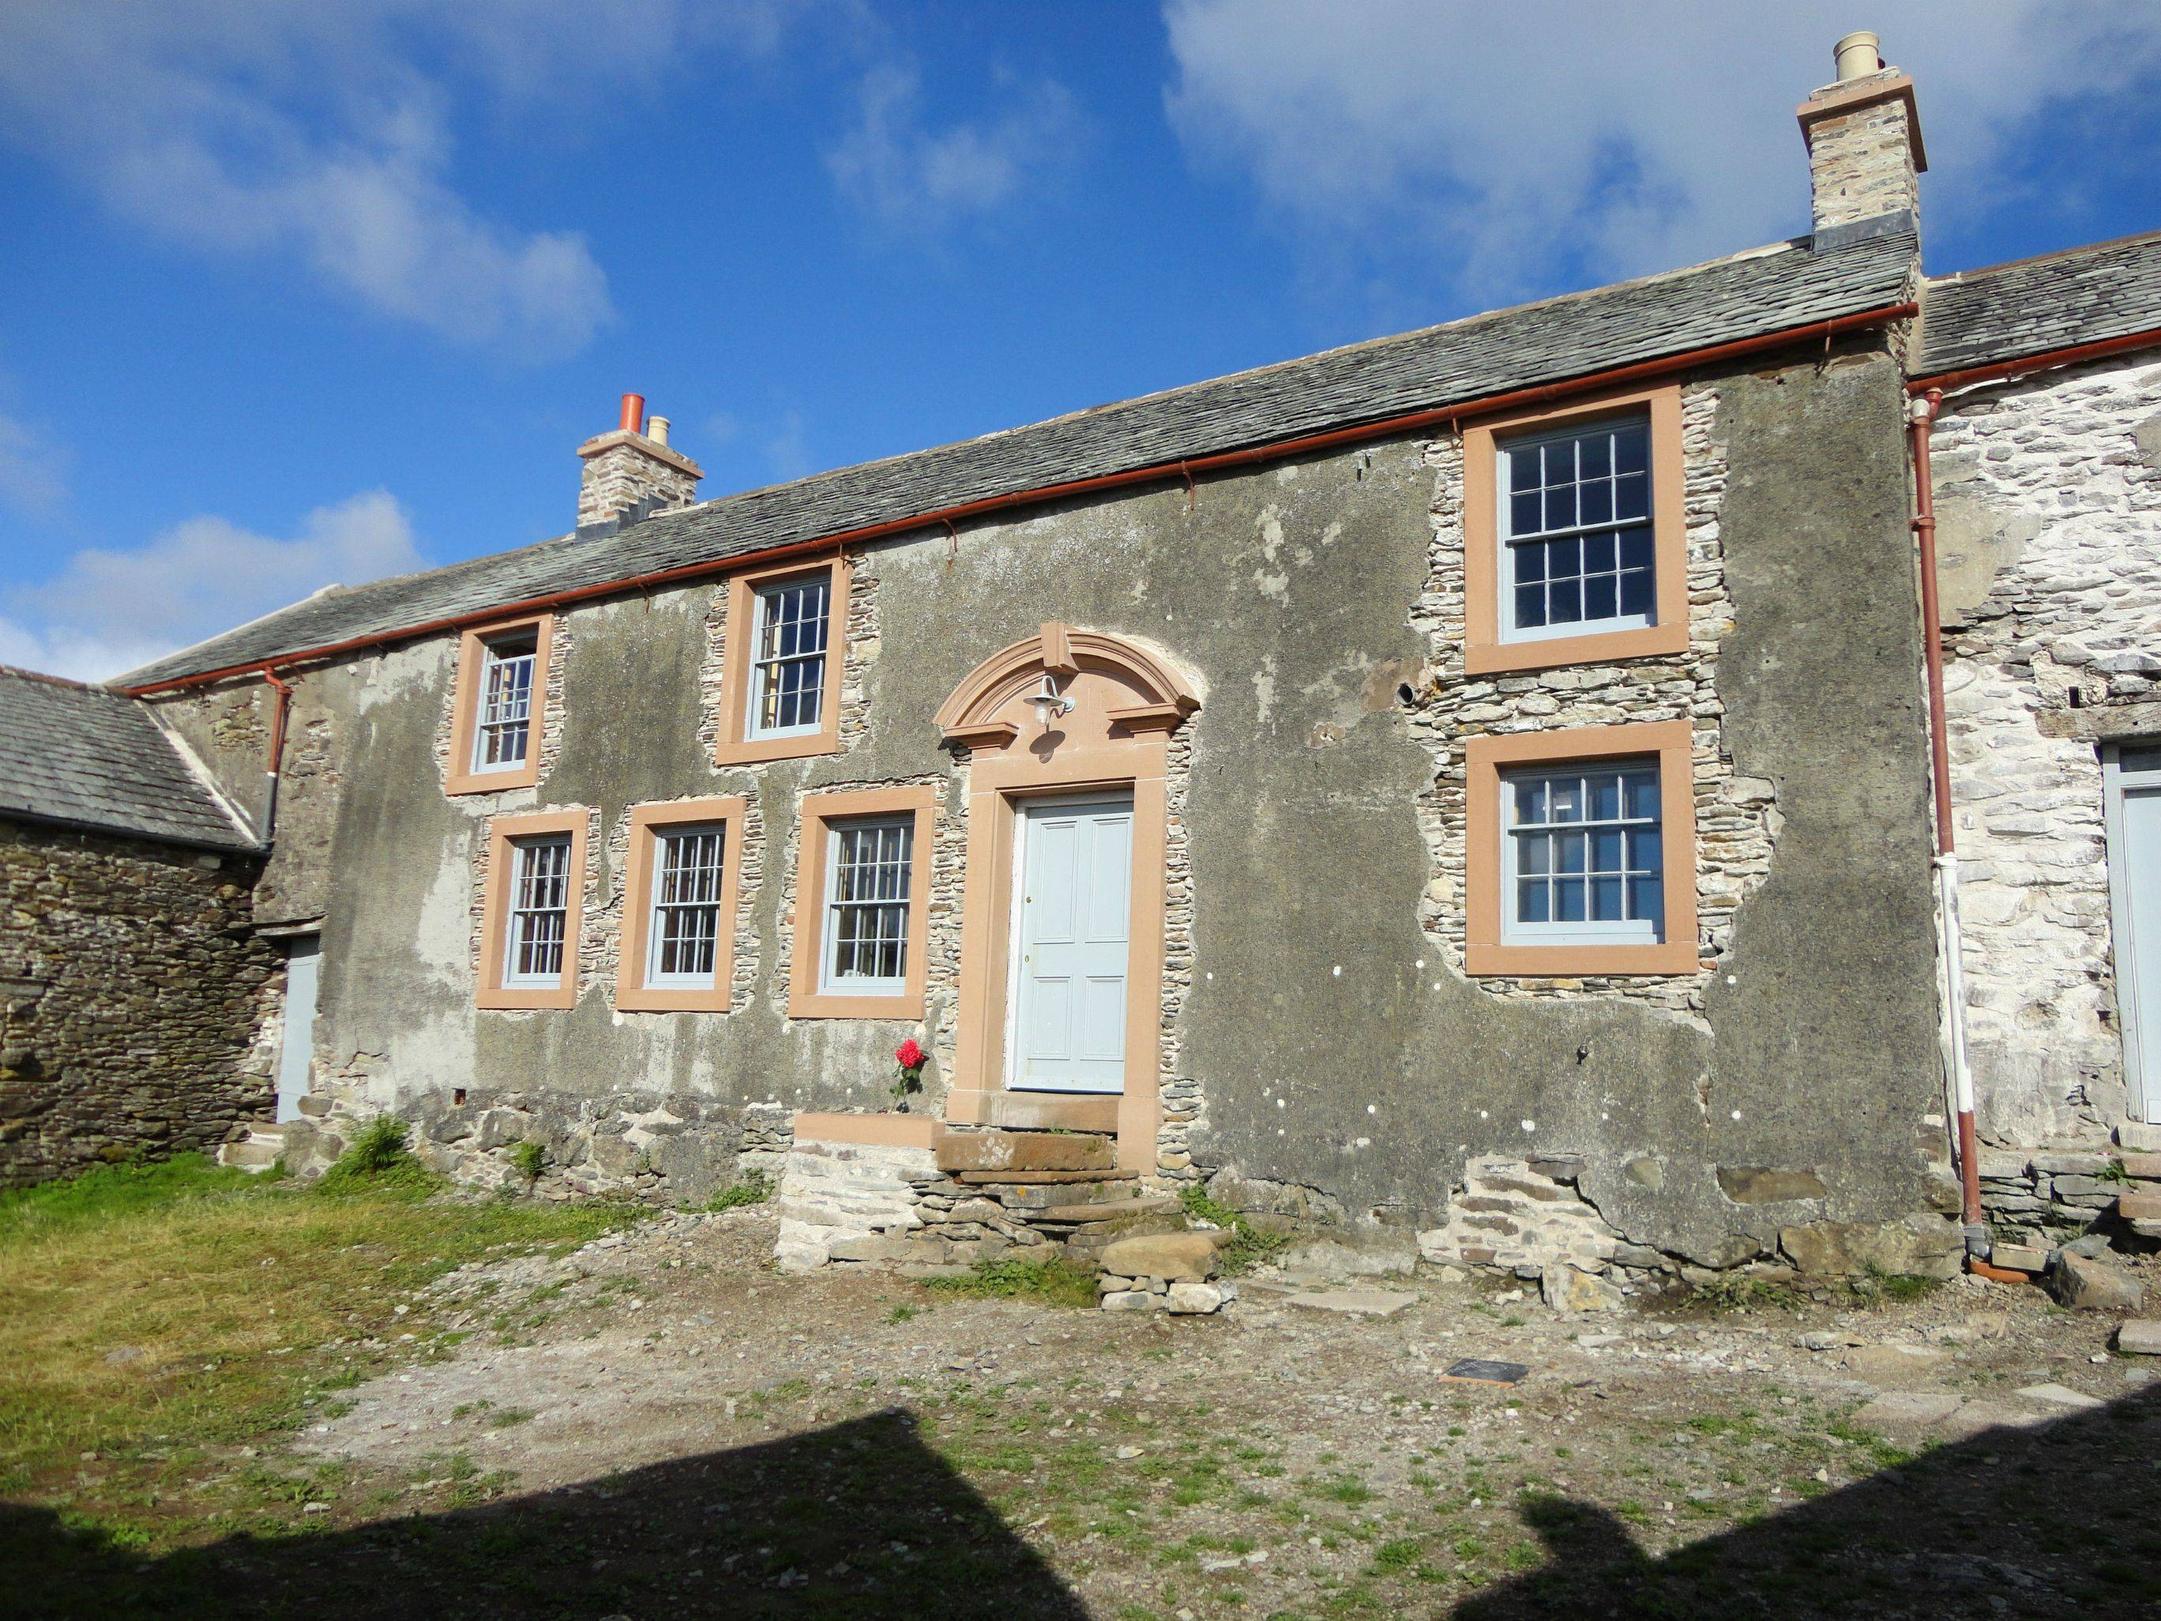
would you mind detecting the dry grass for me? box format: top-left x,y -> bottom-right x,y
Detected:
0,1152 -> 640,1505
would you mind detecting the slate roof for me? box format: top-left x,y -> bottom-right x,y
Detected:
122,224 -> 1918,690
1918,230 -> 2161,379
0,666 -> 258,851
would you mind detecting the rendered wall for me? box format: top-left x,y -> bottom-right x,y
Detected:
146,342 -> 1949,1267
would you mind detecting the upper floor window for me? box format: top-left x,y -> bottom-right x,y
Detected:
1501,759 -> 1663,945
447,613 -> 553,795
474,632 -> 538,772
748,576 -> 830,740
714,559 -> 847,765
1500,416 -> 1654,641
1462,386 -> 1687,677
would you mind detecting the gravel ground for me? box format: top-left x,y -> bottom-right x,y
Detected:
231,1206 -> 2161,1618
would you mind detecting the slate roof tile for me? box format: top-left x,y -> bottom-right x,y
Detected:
0,667 -> 257,851
1918,231 -> 2161,378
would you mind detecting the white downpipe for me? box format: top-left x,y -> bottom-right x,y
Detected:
1936,853 -> 1974,1122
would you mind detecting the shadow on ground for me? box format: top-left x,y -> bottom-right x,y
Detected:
1459,1379 -> 2161,1619
2,1408 -> 1086,1619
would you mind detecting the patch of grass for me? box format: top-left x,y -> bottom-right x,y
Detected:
924,1254 -> 1099,1308
1686,1272 -> 1802,1312
886,1303 -> 921,1324
0,1151 -> 640,1530
1847,1265 -> 1942,1305
705,1171 -> 774,1212
1175,1184 -> 1292,1275
506,1140 -> 548,1187
485,1408 -> 536,1430
315,1115 -> 434,1195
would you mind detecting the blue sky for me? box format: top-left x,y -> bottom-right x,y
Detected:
1,1 -> 2157,680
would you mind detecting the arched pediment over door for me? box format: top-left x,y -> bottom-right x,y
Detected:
934,622 -> 1200,756
935,624 -> 1200,1174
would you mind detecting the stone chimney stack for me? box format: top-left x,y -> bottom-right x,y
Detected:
576,392 -> 703,532
1796,30 -> 1927,237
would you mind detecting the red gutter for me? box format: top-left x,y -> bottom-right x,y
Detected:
261,668 -> 295,842
124,301 -> 1916,698
1909,324 -> 2161,395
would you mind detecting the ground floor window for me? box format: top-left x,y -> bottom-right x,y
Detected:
617,797 -> 744,1013
1465,720 -> 1697,976
477,808 -> 588,1009
788,784 -> 937,1018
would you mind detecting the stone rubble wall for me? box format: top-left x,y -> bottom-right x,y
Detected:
1930,354 -> 2161,1146
775,1134 -> 1053,1273
1416,1155 -> 1633,1310
0,821 -> 276,1187
281,1083 -> 792,1205
1154,725 -> 1202,1177
1410,384 -> 1778,1020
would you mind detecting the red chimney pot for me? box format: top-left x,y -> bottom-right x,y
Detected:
617,393 -> 645,435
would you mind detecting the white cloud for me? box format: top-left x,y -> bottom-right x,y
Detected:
827,61 -> 1079,229
0,4 -> 798,358
2,491 -> 424,683
1163,1 -> 2161,309
0,411 -> 69,520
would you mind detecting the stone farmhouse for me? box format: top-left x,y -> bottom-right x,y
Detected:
6,35 -> 2160,1297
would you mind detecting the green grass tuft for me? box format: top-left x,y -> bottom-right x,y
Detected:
1175,1184 -> 1292,1275
923,1254 -> 1099,1308
705,1171 -> 774,1212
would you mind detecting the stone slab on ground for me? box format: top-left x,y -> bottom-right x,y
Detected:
1098,1231 -> 1216,1282
2049,1250 -> 2146,1313
1282,1288 -> 1418,1318
2117,1121 -> 2161,1153
2014,1382 -> 2104,1410
1851,1391 -> 1963,1430
2115,1319 -> 2161,1355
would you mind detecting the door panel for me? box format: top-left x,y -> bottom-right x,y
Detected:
1010,797 -> 1133,1093
276,938 -> 320,1124
2122,782 -> 2160,1122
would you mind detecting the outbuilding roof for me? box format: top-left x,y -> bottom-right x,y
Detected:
0,666 -> 258,851
122,223 -> 1918,690
1917,229 -> 2161,380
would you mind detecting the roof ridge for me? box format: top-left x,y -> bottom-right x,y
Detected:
1927,226 -> 2161,287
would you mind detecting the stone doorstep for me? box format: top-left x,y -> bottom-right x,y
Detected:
935,1126 -> 1116,1175
2117,1189 -> 2161,1222
2117,1153 -> 2161,1181
955,1168 -> 1138,1186
1033,1196 -> 1180,1224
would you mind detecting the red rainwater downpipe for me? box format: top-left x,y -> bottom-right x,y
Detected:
120,302 -> 1917,700
261,666 -> 295,844
1908,389 -> 1986,1244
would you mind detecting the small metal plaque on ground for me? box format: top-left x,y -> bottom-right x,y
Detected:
1441,1358 -> 1528,1385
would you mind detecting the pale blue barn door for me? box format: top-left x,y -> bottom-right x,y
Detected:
1009,796 -> 1133,1093
276,937 -> 320,1123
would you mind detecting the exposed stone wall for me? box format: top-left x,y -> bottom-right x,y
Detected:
1800,74 -> 1921,233
1411,383 -> 1779,1019
576,435 -> 701,529
1931,354 -> 2161,1146
0,821 -> 275,1187
1155,726 -> 1203,1176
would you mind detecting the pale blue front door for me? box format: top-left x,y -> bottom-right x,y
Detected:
1009,795 -> 1133,1093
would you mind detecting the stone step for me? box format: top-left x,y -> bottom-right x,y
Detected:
2118,1153 -> 2161,1181
2118,1189 -> 2161,1222
956,1168 -> 1137,1186
219,1138 -> 284,1171
937,1127 -> 1116,1175
984,1179 -> 1138,1212
1032,1195 -> 1181,1225
976,1093 -> 1120,1134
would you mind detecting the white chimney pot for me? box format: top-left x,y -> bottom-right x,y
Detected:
1834,30 -> 1882,82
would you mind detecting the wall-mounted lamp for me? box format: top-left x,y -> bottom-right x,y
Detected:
1030,672 -> 1075,731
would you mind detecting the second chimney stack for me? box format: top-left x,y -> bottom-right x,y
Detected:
577,393 -> 703,532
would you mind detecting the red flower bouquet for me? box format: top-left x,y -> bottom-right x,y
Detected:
891,1037 -> 928,1107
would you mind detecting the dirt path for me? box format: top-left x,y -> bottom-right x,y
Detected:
229,1207 -> 2161,1617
